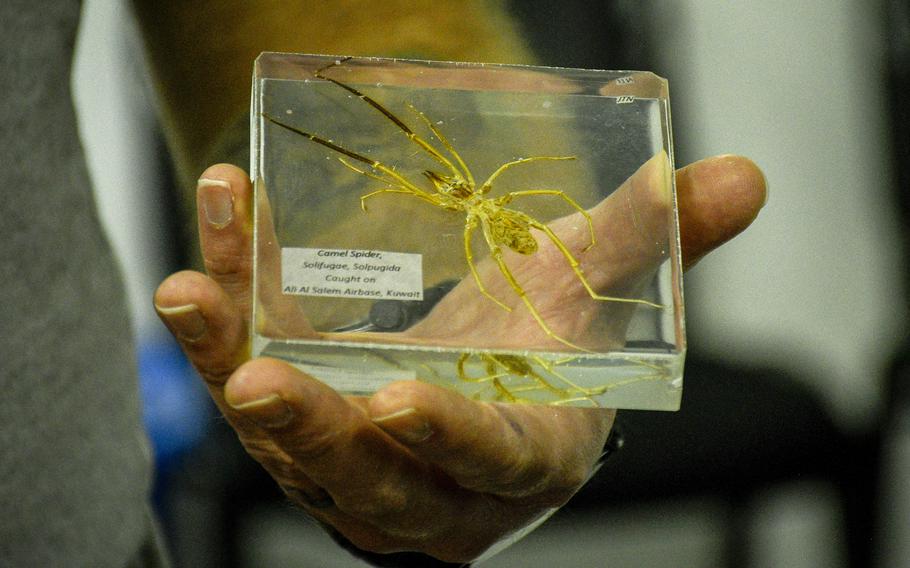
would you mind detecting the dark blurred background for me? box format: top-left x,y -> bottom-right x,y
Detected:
73,1 -> 909,567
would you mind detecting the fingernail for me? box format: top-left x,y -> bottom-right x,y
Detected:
198,178 -> 234,228
155,303 -> 206,342
230,393 -> 295,429
372,407 -> 432,444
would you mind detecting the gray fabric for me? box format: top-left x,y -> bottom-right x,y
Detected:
0,1 -> 165,566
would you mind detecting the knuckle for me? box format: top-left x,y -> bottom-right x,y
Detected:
560,460 -> 593,492
513,460 -> 591,506
285,427 -> 345,461
481,447 -> 584,501
337,482 -> 410,521
203,252 -> 250,280
281,484 -> 335,510
495,452 -> 539,486
197,366 -> 235,387
461,454 -> 536,494
238,436 -> 294,470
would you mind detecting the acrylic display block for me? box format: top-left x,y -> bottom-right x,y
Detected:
251,53 -> 684,409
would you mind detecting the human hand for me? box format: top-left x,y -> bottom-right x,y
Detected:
154,155 -> 765,562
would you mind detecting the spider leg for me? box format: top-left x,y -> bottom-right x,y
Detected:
463,368 -> 510,386
548,372 -> 666,406
491,377 -> 518,402
551,397 -> 601,407
485,363 -> 521,402
531,355 -> 599,396
480,156 -> 576,193
406,103 -> 475,187
554,357 -> 673,406
338,157 -> 395,186
524,368 -> 570,397
264,114 -> 434,200
314,70 -> 471,184
486,356 -> 595,403
464,215 -> 512,312
456,353 -> 489,383
476,219 -> 591,352
456,354 -> 516,401
529,219 -> 664,309
337,157 -> 443,211
498,189 -> 596,251
360,188 -> 441,212
265,113 -> 375,165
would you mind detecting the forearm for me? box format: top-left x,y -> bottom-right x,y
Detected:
130,0 -> 535,193
131,1 -> 534,270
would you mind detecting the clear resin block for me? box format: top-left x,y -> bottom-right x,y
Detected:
251,53 -> 684,409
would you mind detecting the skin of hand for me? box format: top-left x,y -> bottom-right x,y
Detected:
154,155 -> 766,562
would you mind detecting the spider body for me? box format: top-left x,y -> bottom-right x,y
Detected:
419,171 -> 539,254
264,58 -> 660,351
483,205 -> 538,256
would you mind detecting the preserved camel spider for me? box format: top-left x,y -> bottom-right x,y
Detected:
264,57 -> 661,350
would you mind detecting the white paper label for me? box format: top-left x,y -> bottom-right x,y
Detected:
281,247 -> 424,301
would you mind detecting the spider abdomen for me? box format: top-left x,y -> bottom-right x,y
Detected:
491,209 -> 538,255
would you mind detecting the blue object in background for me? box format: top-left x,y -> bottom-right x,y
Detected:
137,336 -> 213,473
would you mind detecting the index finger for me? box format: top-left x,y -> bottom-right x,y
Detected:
196,164 -> 256,314
197,163 -> 314,337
